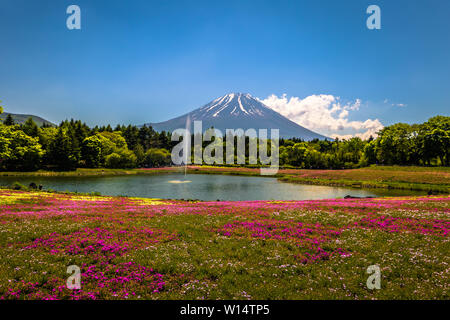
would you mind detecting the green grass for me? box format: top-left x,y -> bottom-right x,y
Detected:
278,176 -> 450,193
0,168 -> 150,177
0,190 -> 448,299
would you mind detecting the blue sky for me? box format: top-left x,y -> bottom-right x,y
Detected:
0,0 -> 449,136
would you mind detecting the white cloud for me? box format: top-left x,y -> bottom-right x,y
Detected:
384,99 -> 407,108
259,94 -> 384,140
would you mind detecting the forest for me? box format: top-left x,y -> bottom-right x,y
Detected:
0,103 -> 449,171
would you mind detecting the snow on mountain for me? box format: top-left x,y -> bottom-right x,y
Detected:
197,93 -> 265,118
144,93 -> 329,140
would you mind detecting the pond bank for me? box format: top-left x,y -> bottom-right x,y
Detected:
0,165 -> 449,193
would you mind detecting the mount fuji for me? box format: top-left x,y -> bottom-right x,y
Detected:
144,93 -> 329,140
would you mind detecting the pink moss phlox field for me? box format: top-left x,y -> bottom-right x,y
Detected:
1,262 -> 165,300
1,190 -> 449,221
216,219 -> 341,244
0,189 -> 449,299
24,227 -> 177,262
354,215 -> 449,236
216,219 -> 350,264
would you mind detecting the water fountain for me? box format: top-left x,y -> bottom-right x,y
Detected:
168,115 -> 192,184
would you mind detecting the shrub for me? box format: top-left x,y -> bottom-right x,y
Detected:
143,148 -> 171,167
11,182 -> 27,190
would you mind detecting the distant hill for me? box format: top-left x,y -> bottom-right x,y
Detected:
144,93 -> 330,140
0,112 -> 55,127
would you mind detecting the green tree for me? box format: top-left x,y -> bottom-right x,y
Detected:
38,127 -> 58,151
143,148 -> 171,167
376,123 -> 416,165
82,132 -> 132,168
420,116 -> 450,166
105,149 -> 137,168
81,135 -> 104,167
98,131 -> 128,149
22,118 -> 39,137
48,128 -> 78,170
362,139 -> 378,165
133,144 -> 145,166
105,153 -> 122,168
0,126 -> 44,171
4,114 -> 15,126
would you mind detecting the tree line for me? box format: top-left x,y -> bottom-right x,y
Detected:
0,106 -> 448,171
0,113 -> 174,171
278,116 -> 449,168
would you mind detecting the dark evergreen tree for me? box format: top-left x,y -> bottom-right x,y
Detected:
48,128 -> 78,170
22,118 -> 39,137
4,114 -> 15,126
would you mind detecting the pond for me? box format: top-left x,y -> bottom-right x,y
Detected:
0,173 -> 426,201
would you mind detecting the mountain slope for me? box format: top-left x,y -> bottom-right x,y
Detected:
0,112 -> 55,126
145,93 -> 329,140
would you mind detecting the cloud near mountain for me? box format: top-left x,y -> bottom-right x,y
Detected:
259,94 -> 384,140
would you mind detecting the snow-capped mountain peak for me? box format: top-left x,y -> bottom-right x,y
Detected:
197,93 -> 267,119
144,93 -> 329,140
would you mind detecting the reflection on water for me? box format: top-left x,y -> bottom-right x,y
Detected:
0,174 -> 425,201
168,180 -> 192,184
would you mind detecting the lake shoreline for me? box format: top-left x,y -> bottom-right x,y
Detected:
0,165 -> 449,193
1,173 -> 427,201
